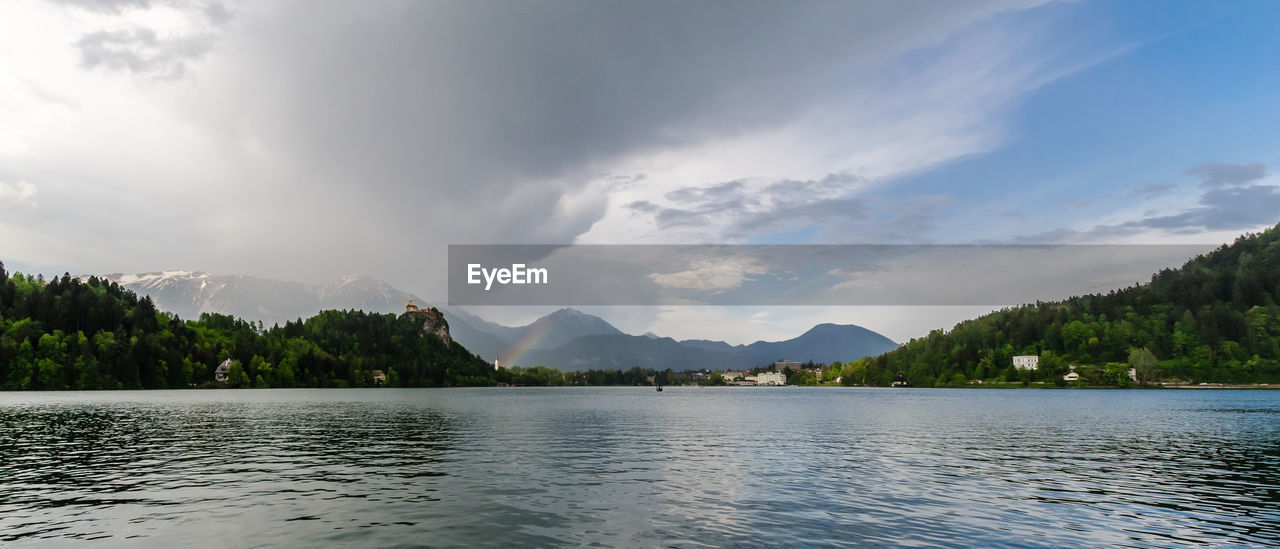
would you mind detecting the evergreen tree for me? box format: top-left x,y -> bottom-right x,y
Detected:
846,224 -> 1280,386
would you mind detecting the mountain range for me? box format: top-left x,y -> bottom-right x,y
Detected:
86,270 -> 900,370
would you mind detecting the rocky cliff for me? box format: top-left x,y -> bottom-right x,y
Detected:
401,307 -> 451,345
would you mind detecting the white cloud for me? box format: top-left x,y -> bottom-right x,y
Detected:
648,257 -> 769,292
575,9 -> 1115,245
0,180 -> 37,208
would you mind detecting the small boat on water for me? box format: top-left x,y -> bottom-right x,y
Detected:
656,385 -> 663,392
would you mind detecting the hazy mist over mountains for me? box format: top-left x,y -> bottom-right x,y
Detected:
89,270 -> 899,370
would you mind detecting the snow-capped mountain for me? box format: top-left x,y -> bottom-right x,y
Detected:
84,271 -> 421,325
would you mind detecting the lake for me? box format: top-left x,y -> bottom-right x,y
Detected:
1,387 -> 1278,547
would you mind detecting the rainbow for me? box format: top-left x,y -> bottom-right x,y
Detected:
497,318 -> 558,368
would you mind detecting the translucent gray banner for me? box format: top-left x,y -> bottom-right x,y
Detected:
447,244 -> 1215,306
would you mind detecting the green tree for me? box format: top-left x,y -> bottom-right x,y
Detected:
787,369 -> 817,386
227,360 -> 250,388
1103,363 -> 1132,387
1128,347 -> 1159,387
75,355 -> 101,390
841,360 -> 866,386
1038,350 -> 1069,380
7,340 -> 35,389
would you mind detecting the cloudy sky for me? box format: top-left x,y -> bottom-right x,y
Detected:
3,0 -> 1280,343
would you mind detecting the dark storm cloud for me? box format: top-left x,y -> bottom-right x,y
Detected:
1183,162 -> 1267,187
183,0 -> 1037,245
36,0 -> 1047,292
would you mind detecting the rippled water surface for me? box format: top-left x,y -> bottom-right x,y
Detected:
2,388 -> 1279,547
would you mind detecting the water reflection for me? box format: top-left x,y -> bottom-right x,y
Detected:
0,388 -> 1278,547
0,391 -> 459,545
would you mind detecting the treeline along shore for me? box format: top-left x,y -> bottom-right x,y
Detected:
0,262 -> 673,390
0,263 -> 494,389
843,224 -> 1280,388
4,222 -> 1280,390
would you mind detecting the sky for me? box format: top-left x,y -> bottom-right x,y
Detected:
3,0 -> 1280,344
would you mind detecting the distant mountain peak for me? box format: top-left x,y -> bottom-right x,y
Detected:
102,270 -> 208,287
89,269 -> 900,372
805,322 -> 863,334
86,270 -> 426,325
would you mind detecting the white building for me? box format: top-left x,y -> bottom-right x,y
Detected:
1012,355 -> 1039,370
1063,372 -> 1079,382
756,371 -> 786,386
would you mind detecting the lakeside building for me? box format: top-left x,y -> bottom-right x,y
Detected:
723,370 -> 748,382
774,360 -> 803,370
214,359 -> 231,383
1064,364 -> 1079,382
757,371 -> 786,386
372,370 -> 387,386
1013,355 -> 1039,370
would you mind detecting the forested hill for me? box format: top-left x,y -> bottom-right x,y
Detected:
0,265 -> 494,389
848,225 -> 1280,387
